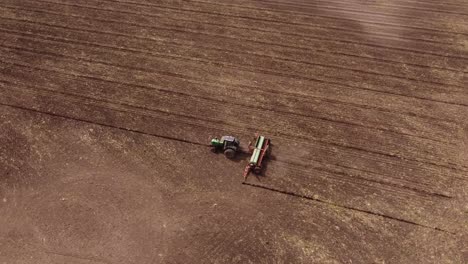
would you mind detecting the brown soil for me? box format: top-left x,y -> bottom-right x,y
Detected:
1,0 -> 467,263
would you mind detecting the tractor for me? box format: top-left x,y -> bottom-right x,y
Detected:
210,136 -> 240,159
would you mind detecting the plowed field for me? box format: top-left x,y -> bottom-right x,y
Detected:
1,0 -> 467,263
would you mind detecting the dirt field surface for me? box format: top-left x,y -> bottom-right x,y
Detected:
1,0 -> 467,263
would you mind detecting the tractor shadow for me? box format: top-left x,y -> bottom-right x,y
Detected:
211,144 -> 275,182
233,151 -> 252,163
210,148 -> 250,163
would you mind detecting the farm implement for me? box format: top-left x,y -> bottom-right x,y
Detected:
210,134 -> 271,181
243,134 -> 271,181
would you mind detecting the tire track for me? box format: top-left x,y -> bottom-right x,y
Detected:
273,159 -> 453,199
38,0 -> 460,46
1,52 -> 466,174
0,42 -> 462,146
45,251 -> 112,264
1,0 -> 465,256
3,49 -> 436,142
107,0 -> 468,36
1,37 -> 464,143
192,0 -> 468,26
275,156 -> 462,194
399,1 -> 468,9
257,0 -> 468,17
36,0 -> 459,46
0,84 -> 455,203
23,0 -> 468,56
0,102 -> 207,148
0,80 -> 229,140
4,1 -> 467,71
242,182 -> 454,235
4,2 -> 466,74
286,166 -> 444,203
1,20 -> 463,96
0,41 -> 456,130
2,53 -> 458,147
2,83 -> 463,225
360,0 -> 468,9
1,56 -> 465,176
1,16 -> 466,109
1,20 -> 466,169
3,76 -> 462,187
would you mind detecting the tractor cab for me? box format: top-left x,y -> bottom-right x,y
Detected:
210,136 -> 240,159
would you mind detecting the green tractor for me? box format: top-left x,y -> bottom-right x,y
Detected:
210,136 -> 240,159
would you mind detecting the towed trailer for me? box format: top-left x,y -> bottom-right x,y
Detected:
243,134 -> 271,181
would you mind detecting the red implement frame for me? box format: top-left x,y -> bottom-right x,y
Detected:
243,135 -> 270,182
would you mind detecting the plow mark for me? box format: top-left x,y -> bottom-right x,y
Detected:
242,182 -> 455,234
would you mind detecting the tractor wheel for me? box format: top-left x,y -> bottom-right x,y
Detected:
254,166 -> 262,175
224,148 -> 236,159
